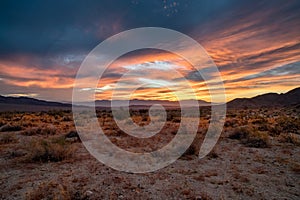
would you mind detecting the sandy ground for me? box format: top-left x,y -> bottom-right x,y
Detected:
1,136 -> 299,199
0,110 -> 299,199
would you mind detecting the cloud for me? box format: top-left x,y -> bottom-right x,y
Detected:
0,62 -> 75,89
123,61 -> 184,71
225,61 -> 300,83
138,78 -> 175,88
173,66 -> 218,82
243,61 -> 300,78
0,0 -> 265,57
1,0 -> 300,102
101,72 -> 123,79
0,81 -> 73,102
195,0 -> 300,75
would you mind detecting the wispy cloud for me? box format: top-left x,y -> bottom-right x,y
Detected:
0,1 -> 300,102
123,61 -> 184,71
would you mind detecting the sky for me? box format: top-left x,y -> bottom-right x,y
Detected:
0,0 -> 299,102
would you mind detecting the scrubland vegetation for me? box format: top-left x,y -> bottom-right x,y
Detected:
0,107 -> 299,199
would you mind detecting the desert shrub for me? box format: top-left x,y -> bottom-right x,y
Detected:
183,138 -> 218,159
172,118 -> 181,123
166,110 -> 181,121
183,144 -> 197,156
251,117 -> 268,125
227,113 -> 237,118
224,118 -> 239,128
228,126 -> 251,140
207,149 -> 218,159
22,128 -> 42,136
0,133 -> 17,144
167,113 -> 174,121
25,137 -> 76,162
64,130 -> 81,143
113,108 -> 129,120
65,130 -> 79,138
251,117 -> 273,132
40,117 -> 53,123
182,133 -> 203,156
0,112 -> 14,119
0,120 -> 5,127
0,124 -> 22,132
20,121 -> 33,128
197,192 -> 213,200
22,126 -> 57,136
9,149 -> 26,158
170,127 -> 178,135
290,162 -> 300,173
25,180 -> 88,200
278,133 -> 300,146
229,126 -> 269,148
141,116 -> 149,122
47,110 -> 66,117
42,126 -> 57,135
275,116 -> 300,134
256,123 -> 271,132
243,131 -> 269,148
62,116 -> 73,122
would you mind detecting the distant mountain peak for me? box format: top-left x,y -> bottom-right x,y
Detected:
227,87 -> 300,109
1,86 -> 299,111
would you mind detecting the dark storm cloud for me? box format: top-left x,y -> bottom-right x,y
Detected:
194,0 -> 300,76
101,72 -> 123,79
0,74 -> 43,82
224,61 -> 300,84
219,42 -> 300,74
182,70 -> 206,82
0,0 -> 241,57
1,0 -> 299,68
0,81 -> 73,101
242,61 -> 300,79
1,0 -> 299,59
0,0 -> 127,56
1,0 -> 300,101
173,66 -> 218,82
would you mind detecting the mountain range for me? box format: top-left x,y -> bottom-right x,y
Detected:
0,87 -> 299,111
227,87 -> 300,109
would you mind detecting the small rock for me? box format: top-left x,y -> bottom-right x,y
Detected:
86,190 -> 93,196
65,130 -> 79,138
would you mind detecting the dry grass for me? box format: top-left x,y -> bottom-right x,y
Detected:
22,126 -> 57,136
0,133 -> 17,144
198,192 -> 213,200
278,133 -> 300,146
0,124 -> 22,132
244,131 -> 269,148
275,116 -> 300,134
228,126 -> 251,140
25,180 -> 87,200
229,126 -> 270,148
290,162 -> 300,173
0,108 -> 299,199
24,137 -> 77,162
207,148 -> 219,159
182,133 -> 203,156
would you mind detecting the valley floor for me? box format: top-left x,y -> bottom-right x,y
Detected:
0,108 -> 299,199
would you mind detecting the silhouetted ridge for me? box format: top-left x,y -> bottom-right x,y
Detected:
227,87 -> 300,108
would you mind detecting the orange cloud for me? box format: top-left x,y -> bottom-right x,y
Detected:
0,63 -> 75,89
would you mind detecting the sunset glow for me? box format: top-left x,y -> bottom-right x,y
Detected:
0,1 -> 299,102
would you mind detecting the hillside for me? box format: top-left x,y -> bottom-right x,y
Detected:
227,87 -> 300,109
0,96 -> 71,112
0,87 -> 299,111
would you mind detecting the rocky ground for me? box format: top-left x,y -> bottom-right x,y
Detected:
0,108 -> 299,200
